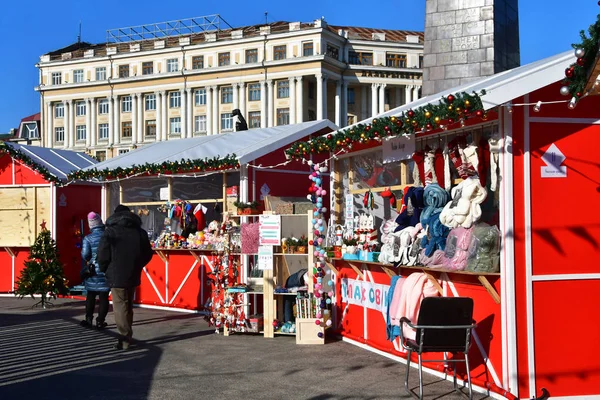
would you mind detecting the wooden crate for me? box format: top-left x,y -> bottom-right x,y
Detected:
296,318 -> 324,345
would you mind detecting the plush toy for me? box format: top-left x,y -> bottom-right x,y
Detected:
439,178 -> 487,229
394,187 -> 424,232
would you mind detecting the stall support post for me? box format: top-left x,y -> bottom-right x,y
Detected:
167,178 -> 173,202
222,172 -> 227,213
119,182 -> 124,205
307,209 -> 314,294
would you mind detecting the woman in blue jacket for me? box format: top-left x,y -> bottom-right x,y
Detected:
81,212 -> 110,329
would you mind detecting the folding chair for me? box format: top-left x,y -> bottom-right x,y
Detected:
399,297 -> 476,399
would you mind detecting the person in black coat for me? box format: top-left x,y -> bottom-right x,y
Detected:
98,204 -> 153,350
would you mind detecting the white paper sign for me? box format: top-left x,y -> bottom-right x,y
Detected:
259,214 -> 281,245
541,143 -> 567,178
340,278 -> 390,312
258,245 -> 273,270
383,135 -> 416,164
345,193 -> 354,231
159,187 -> 169,200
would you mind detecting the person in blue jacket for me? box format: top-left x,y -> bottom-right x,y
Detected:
80,212 -> 110,329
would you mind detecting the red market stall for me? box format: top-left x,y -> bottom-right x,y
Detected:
285,48 -> 600,399
0,142 -> 100,292
70,120 -> 336,313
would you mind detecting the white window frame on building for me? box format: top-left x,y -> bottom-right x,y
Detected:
169,92 -> 181,108
76,125 -> 86,141
145,94 -> 156,111
195,88 -> 206,106
167,58 -> 179,73
55,103 -> 64,118
277,80 -> 289,98
51,72 -> 62,85
122,96 -> 132,113
192,56 -> 204,69
221,113 -> 233,132
119,149 -> 130,155
55,127 -> 65,143
170,117 -> 181,135
22,122 -> 39,139
73,69 -> 84,83
302,41 -> 314,57
248,83 -> 261,101
194,115 -> 207,134
76,101 -> 86,116
98,99 -> 109,114
248,111 -> 261,128
96,67 -> 106,81
98,123 -> 109,140
273,45 -> 287,60
145,120 -> 157,137
246,49 -> 258,64
277,108 -> 290,126
221,87 -> 233,104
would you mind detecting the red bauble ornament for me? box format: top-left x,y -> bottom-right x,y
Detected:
448,118 -> 455,124
309,240 -> 314,245
365,126 -> 371,131
426,123 -> 433,130
576,58 -> 585,66
447,94 -> 455,103
475,110 -> 483,117
407,110 -> 415,118
327,134 -> 333,139
576,92 -> 582,98
565,67 -> 574,78
395,120 -> 403,127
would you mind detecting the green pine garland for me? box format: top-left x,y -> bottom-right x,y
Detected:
563,13 -> 600,98
67,154 -> 240,181
284,90 -> 486,158
0,141 -> 63,185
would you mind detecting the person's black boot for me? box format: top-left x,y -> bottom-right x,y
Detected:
80,317 -> 93,328
96,320 -> 108,330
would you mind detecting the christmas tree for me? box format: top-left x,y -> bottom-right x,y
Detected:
14,222 -> 69,308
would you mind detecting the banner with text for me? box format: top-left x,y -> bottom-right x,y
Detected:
382,135 -> 415,164
341,278 -> 390,312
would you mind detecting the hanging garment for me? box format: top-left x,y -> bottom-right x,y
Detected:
434,148 -> 446,189
439,177 -> 488,229
442,144 -> 452,191
193,204 -> 208,231
386,275 -> 405,342
423,149 -> 437,186
478,138 -> 490,187
489,136 -> 502,192
412,151 -> 425,187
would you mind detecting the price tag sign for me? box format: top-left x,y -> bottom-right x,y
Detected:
258,245 -> 273,270
259,214 -> 281,245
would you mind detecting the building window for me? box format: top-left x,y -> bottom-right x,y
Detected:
98,99 -> 109,114
52,72 -> 62,85
122,96 -> 132,113
98,123 -> 109,140
245,49 -> 258,64
122,121 -> 132,138
248,83 -> 261,101
277,108 -> 290,126
218,52 -> 230,66
274,45 -> 286,60
119,149 -> 129,155
194,88 -> 206,106
170,117 -> 181,135
76,125 -> 86,141
96,67 -> 106,81
55,127 -> 65,142
194,115 -> 207,134
386,53 -> 407,68
55,103 -> 64,118
145,120 -> 156,137
192,56 -> 204,69
145,94 -> 156,111
308,109 -> 316,121
73,69 -> 84,83
302,42 -> 313,56
142,62 -> 153,75
277,80 -> 289,98
349,51 -> 373,65
326,44 -> 339,60
22,122 -> 39,139
308,82 -> 315,100
348,88 -> 355,105
119,65 -> 129,78
169,92 -> 181,108
419,54 -> 424,68
248,111 -> 261,128
76,101 -> 86,116
167,58 -> 179,73
95,151 -> 106,162
221,113 -> 233,131
221,87 -> 233,104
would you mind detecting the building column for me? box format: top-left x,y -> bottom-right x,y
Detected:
212,86 -> 218,134
137,93 -> 144,143
131,94 -> 138,145
46,102 -> 53,148
361,86 -> 368,120
206,87 -> 213,135
108,96 -> 114,146
266,80 -> 274,127
296,76 -> 303,123
316,74 -> 324,120
378,83 -> 386,115
186,88 -> 193,138
260,81 -> 267,128
239,82 -> 246,120
395,87 -> 402,107
161,91 -> 168,141
180,89 -> 187,139
334,80 -> 341,126
371,83 -> 378,118
90,98 -> 97,148
155,92 -> 162,141
322,75 -> 328,121
341,81 -> 348,128
289,77 -> 296,125
413,85 -> 420,101
405,84 -> 413,105
233,83 -> 239,111
64,101 -> 70,148
68,100 -> 75,148
113,96 -> 121,145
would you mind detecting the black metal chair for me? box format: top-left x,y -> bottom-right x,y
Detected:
399,297 -> 476,399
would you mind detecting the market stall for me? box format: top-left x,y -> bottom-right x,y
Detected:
70,120 -> 336,316
284,46 -> 600,399
0,142 -> 99,292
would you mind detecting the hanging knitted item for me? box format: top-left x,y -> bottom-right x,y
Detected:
434,148 -> 445,189
412,151 -> 425,187
463,144 -> 479,176
442,144 -> 452,191
488,136 -> 502,192
423,148 -> 437,186
380,187 -> 397,208
478,138 -> 490,187
448,137 -> 477,179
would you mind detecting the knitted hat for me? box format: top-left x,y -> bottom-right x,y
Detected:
114,204 -> 131,213
87,212 -> 104,229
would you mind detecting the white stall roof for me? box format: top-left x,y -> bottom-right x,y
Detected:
86,120 -> 337,171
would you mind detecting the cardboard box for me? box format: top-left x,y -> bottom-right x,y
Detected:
296,318 -> 325,345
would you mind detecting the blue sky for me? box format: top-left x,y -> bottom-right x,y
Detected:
0,0 -> 598,132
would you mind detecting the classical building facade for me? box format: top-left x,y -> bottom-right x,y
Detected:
36,16 -> 423,160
